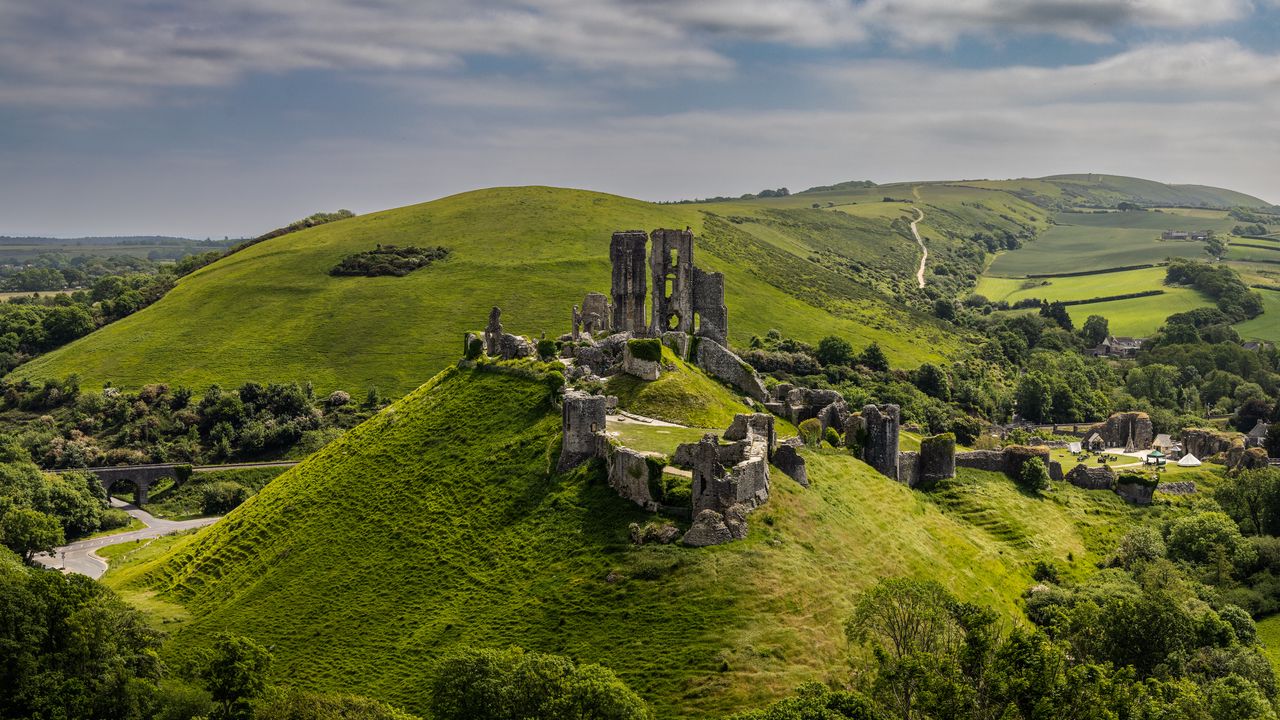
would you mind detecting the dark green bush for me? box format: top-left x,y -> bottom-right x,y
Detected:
627,338 -> 662,363
1017,456 -> 1051,492
536,338 -> 558,360
799,418 -> 822,447
173,464 -> 193,485
465,336 -> 483,360
824,426 -> 842,448
200,481 -> 252,515
99,508 -> 133,531
330,245 -> 449,277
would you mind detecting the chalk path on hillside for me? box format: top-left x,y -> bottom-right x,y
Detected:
34,498 -> 221,579
910,187 -> 928,289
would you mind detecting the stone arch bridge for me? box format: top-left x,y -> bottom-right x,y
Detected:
61,464 -> 189,505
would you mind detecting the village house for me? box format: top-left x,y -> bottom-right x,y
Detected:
1087,336 -> 1147,358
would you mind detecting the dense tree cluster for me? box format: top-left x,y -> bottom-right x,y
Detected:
1166,258 -> 1265,322
0,437 -> 124,558
0,376 -> 379,468
741,562 -> 1278,720
330,245 -> 450,277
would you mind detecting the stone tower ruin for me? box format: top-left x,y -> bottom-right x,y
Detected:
610,231 -> 649,334
650,228 -> 695,334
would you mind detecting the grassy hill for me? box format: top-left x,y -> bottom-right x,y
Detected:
12,187 -> 966,396
106,367 -> 1153,718
965,174 -> 1271,209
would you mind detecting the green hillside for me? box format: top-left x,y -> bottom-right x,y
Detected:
967,174 -> 1271,209
11,187 -> 965,396
106,367 -> 1150,718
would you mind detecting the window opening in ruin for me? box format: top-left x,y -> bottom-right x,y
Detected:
667,313 -> 680,331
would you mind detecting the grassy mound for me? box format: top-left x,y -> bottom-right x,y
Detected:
11,186 -> 963,395
607,346 -> 756,429
107,368 -> 1150,718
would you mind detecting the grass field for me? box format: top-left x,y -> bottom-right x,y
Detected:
104,367 -> 1160,718
12,186 -> 967,397
987,222 -> 1212,276
606,347 -> 758,429
1235,288 -> 1280,343
975,266 -> 1214,336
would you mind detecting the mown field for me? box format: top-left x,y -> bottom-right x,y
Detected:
105,367 -> 1160,719
975,266 -> 1214,337
987,221 -> 1213,276
12,186 -> 971,397
1235,288 -> 1280,343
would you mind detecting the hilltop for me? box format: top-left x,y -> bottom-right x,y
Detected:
106,366 -> 1152,718
9,174 -> 1271,396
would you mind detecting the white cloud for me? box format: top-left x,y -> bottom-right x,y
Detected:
0,0 -> 1261,109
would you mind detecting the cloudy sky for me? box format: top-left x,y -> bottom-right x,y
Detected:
2,0 -> 1279,238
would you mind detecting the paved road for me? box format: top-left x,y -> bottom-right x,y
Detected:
34,498 -> 220,579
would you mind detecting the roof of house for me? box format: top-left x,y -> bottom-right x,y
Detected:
1086,431 -> 1103,442
1153,434 -> 1173,446
1248,420 -> 1270,438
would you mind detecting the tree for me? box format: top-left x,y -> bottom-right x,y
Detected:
914,363 -> 951,401
1080,315 -> 1109,346
1039,301 -> 1073,331
203,633 -> 272,720
1113,526 -> 1167,569
430,647 -> 651,720
1166,511 -> 1254,569
1215,469 -> 1280,536
728,682 -> 884,720
0,506 -> 64,562
933,299 -> 956,321
816,335 -> 855,366
1233,398 -> 1273,433
860,343 -> 890,372
1018,457 -> 1051,492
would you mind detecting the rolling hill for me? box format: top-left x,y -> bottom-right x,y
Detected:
105,366 -> 1152,718
10,174 -> 1270,396
11,186 -> 973,396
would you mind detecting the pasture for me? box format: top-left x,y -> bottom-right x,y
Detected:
1234,288 -> 1280,343
987,221 -> 1211,276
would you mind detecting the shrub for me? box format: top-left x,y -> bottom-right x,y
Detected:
174,464 -> 193,485
627,338 -> 662,363
99,508 -> 133,531
536,338 -> 558,360
1017,456 -> 1050,491
464,337 -> 483,361
799,418 -> 822,447
824,426 -> 842,448
815,335 -> 854,366
200,481 -> 252,515
330,245 -> 449,277
326,390 -> 351,407
430,647 -> 651,720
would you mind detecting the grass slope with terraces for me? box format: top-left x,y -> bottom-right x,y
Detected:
107,367 -> 1154,718
11,187 -> 967,396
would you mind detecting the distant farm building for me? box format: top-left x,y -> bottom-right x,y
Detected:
1087,336 -> 1147,358
1161,230 -> 1210,241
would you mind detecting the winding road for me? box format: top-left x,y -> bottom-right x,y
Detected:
34,498 -> 221,579
910,206 -> 927,289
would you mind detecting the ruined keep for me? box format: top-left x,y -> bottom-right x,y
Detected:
610,231 -> 649,334
481,306 -> 535,360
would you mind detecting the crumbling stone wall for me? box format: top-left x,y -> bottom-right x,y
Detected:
918,433 -> 956,487
860,404 -> 901,481
573,292 -> 611,339
1065,464 -> 1115,490
650,228 -> 695,335
1114,476 -> 1156,505
773,443 -> 808,487
610,231 -> 649,334
607,446 -> 661,511
691,266 -> 727,345
1182,428 -> 1238,459
482,307 -> 535,360
558,389 -> 607,471
954,446 -> 1051,480
1090,412 -> 1154,450
622,342 -> 661,381
767,385 -> 845,428
694,338 -> 768,402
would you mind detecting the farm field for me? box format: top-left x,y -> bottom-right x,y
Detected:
987,221 -> 1211,276
975,265 -> 1214,337
1235,288 -> 1280,343
975,266 -> 1171,304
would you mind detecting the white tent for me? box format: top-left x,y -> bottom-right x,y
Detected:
1068,442 -> 1082,454
1177,453 -> 1202,467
